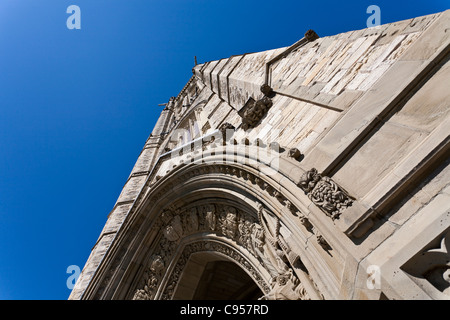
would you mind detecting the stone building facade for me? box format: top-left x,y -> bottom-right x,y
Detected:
69,10 -> 450,300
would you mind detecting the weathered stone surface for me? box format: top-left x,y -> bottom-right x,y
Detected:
71,10 -> 450,301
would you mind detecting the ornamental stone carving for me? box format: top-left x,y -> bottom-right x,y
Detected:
163,214 -> 183,242
132,202 -> 317,300
203,204 -> 216,231
298,168 -> 353,220
256,204 -> 310,300
260,84 -> 274,97
221,206 -> 238,239
132,255 -> 165,300
161,241 -> 271,299
304,29 -> 319,42
288,148 -> 302,161
184,207 -> 199,233
261,269 -> 308,300
241,96 -> 273,130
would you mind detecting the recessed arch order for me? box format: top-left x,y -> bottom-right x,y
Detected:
85,143 -> 346,300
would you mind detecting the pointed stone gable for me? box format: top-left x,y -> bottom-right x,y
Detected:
70,10 -> 450,300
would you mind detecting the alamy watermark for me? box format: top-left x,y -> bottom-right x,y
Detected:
66,265 -> 81,290
366,265 -> 381,290
65,6 -> 381,31
67,5 -> 81,30
366,5 -> 381,28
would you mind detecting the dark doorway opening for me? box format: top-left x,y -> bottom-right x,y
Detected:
192,261 -> 263,300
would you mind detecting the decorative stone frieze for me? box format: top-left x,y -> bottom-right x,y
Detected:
132,201 -> 320,300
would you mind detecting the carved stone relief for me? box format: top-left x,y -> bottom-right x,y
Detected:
132,201 -> 318,300
132,254 -> 165,300
261,269 -> 308,300
141,163 -> 336,268
163,214 -> 183,242
256,204 -> 310,300
171,164 -> 333,254
298,168 -> 353,220
203,204 -> 217,231
240,96 -> 273,130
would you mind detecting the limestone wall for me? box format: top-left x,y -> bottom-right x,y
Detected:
70,10 -> 450,300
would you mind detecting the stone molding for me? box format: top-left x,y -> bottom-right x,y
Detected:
131,202 -> 317,300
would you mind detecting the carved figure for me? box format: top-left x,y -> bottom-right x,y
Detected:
184,207 -> 198,233
132,255 -> 165,300
163,215 -> 183,241
222,206 -> 238,239
204,204 -> 216,231
298,168 -> 321,193
261,269 -> 308,300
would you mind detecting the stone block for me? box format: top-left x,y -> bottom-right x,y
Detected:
210,58 -> 229,96
387,189 -> 429,226
302,59 -> 426,173
101,202 -> 133,235
399,10 -> 449,61
388,59 -> 450,132
330,89 -> 363,110
202,60 -> 219,90
130,147 -> 157,174
116,175 -> 147,203
334,121 -> 425,198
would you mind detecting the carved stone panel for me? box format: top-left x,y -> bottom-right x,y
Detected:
239,96 -> 273,130
132,202 -> 318,300
132,255 -> 165,300
298,168 -> 353,220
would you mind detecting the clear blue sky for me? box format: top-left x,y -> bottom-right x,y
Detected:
0,0 -> 447,300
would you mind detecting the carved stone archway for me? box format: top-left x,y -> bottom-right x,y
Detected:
70,12 -> 450,300
127,199 -> 311,300
128,201 -> 273,300
77,139 -> 346,299
80,149 -> 336,300
103,148 -> 334,300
